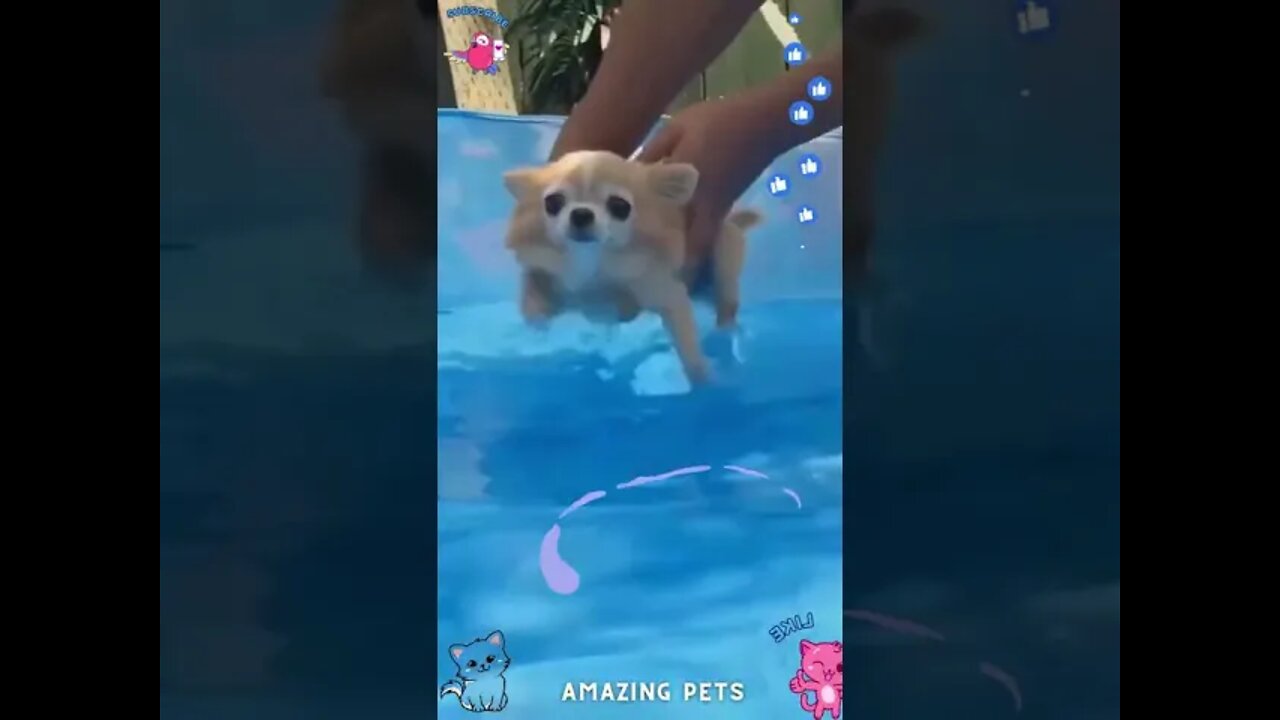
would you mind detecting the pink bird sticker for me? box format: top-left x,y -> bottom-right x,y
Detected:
445,32 -> 508,76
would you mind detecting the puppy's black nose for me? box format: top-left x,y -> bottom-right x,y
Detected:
569,207 -> 595,230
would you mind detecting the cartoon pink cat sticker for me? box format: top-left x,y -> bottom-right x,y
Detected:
789,639 -> 843,719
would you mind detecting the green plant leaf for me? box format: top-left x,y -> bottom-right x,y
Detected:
506,0 -> 619,114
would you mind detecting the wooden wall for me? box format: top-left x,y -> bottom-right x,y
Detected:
437,0 -> 519,113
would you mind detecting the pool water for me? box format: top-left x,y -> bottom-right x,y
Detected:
435,107 -> 855,717
437,299 -> 844,718
430,108 -> 851,718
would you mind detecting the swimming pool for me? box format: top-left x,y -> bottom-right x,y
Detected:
437,111 -> 845,718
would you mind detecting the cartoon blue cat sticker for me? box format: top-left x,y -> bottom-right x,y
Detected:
440,630 -> 510,712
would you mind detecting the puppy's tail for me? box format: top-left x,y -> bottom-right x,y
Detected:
850,7 -> 928,51
726,208 -> 764,232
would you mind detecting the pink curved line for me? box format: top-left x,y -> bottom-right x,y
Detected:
782,487 -> 803,508
723,464 -> 770,479
844,609 -> 947,641
979,662 -> 1023,713
538,524 -> 580,595
616,465 -> 711,489
542,463 -> 803,594
559,490 -> 607,519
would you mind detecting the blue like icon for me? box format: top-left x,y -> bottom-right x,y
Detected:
783,42 -> 807,66
806,75 -> 832,102
766,173 -> 791,197
798,154 -> 822,178
796,205 -> 818,225
1016,1 -> 1053,36
788,12 -> 802,25
788,101 -> 814,126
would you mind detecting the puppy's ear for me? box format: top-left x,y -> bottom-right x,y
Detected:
648,162 -> 699,204
502,167 -> 541,198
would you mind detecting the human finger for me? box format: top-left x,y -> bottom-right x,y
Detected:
635,125 -> 682,163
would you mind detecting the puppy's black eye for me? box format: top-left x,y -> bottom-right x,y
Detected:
544,192 -> 566,216
486,655 -> 495,663
467,660 -> 477,667
605,196 -> 631,221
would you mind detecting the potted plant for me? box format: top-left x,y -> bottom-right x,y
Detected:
505,0 -> 623,114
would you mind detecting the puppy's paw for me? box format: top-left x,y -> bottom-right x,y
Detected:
704,326 -> 745,368
684,360 -> 713,385
520,293 -> 554,326
703,330 -> 731,363
715,302 -> 739,329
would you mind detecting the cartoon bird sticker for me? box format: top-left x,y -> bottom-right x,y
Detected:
446,32 -> 507,75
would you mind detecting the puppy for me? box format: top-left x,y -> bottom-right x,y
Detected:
502,151 -> 761,383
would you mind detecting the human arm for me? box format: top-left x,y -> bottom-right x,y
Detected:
694,45 -> 843,161
637,2 -> 923,272
549,0 -> 764,160
633,46 -> 843,254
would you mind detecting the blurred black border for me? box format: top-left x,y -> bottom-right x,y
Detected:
160,0 -> 443,713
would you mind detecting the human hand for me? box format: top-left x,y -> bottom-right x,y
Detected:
636,94 -> 777,256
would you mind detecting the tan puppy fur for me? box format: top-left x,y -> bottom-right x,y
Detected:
503,151 -> 761,383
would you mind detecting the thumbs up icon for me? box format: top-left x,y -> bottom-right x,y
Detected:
788,12 -> 802,25
797,206 -> 817,225
798,154 -> 822,177
806,76 -> 832,102
789,101 -> 813,126
1017,1 -> 1051,34
783,42 -> 807,66
767,174 -> 791,197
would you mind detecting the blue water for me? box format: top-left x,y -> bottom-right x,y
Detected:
161,1 -> 1119,718
430,108 -> 849,716
438,299 -> 844,718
